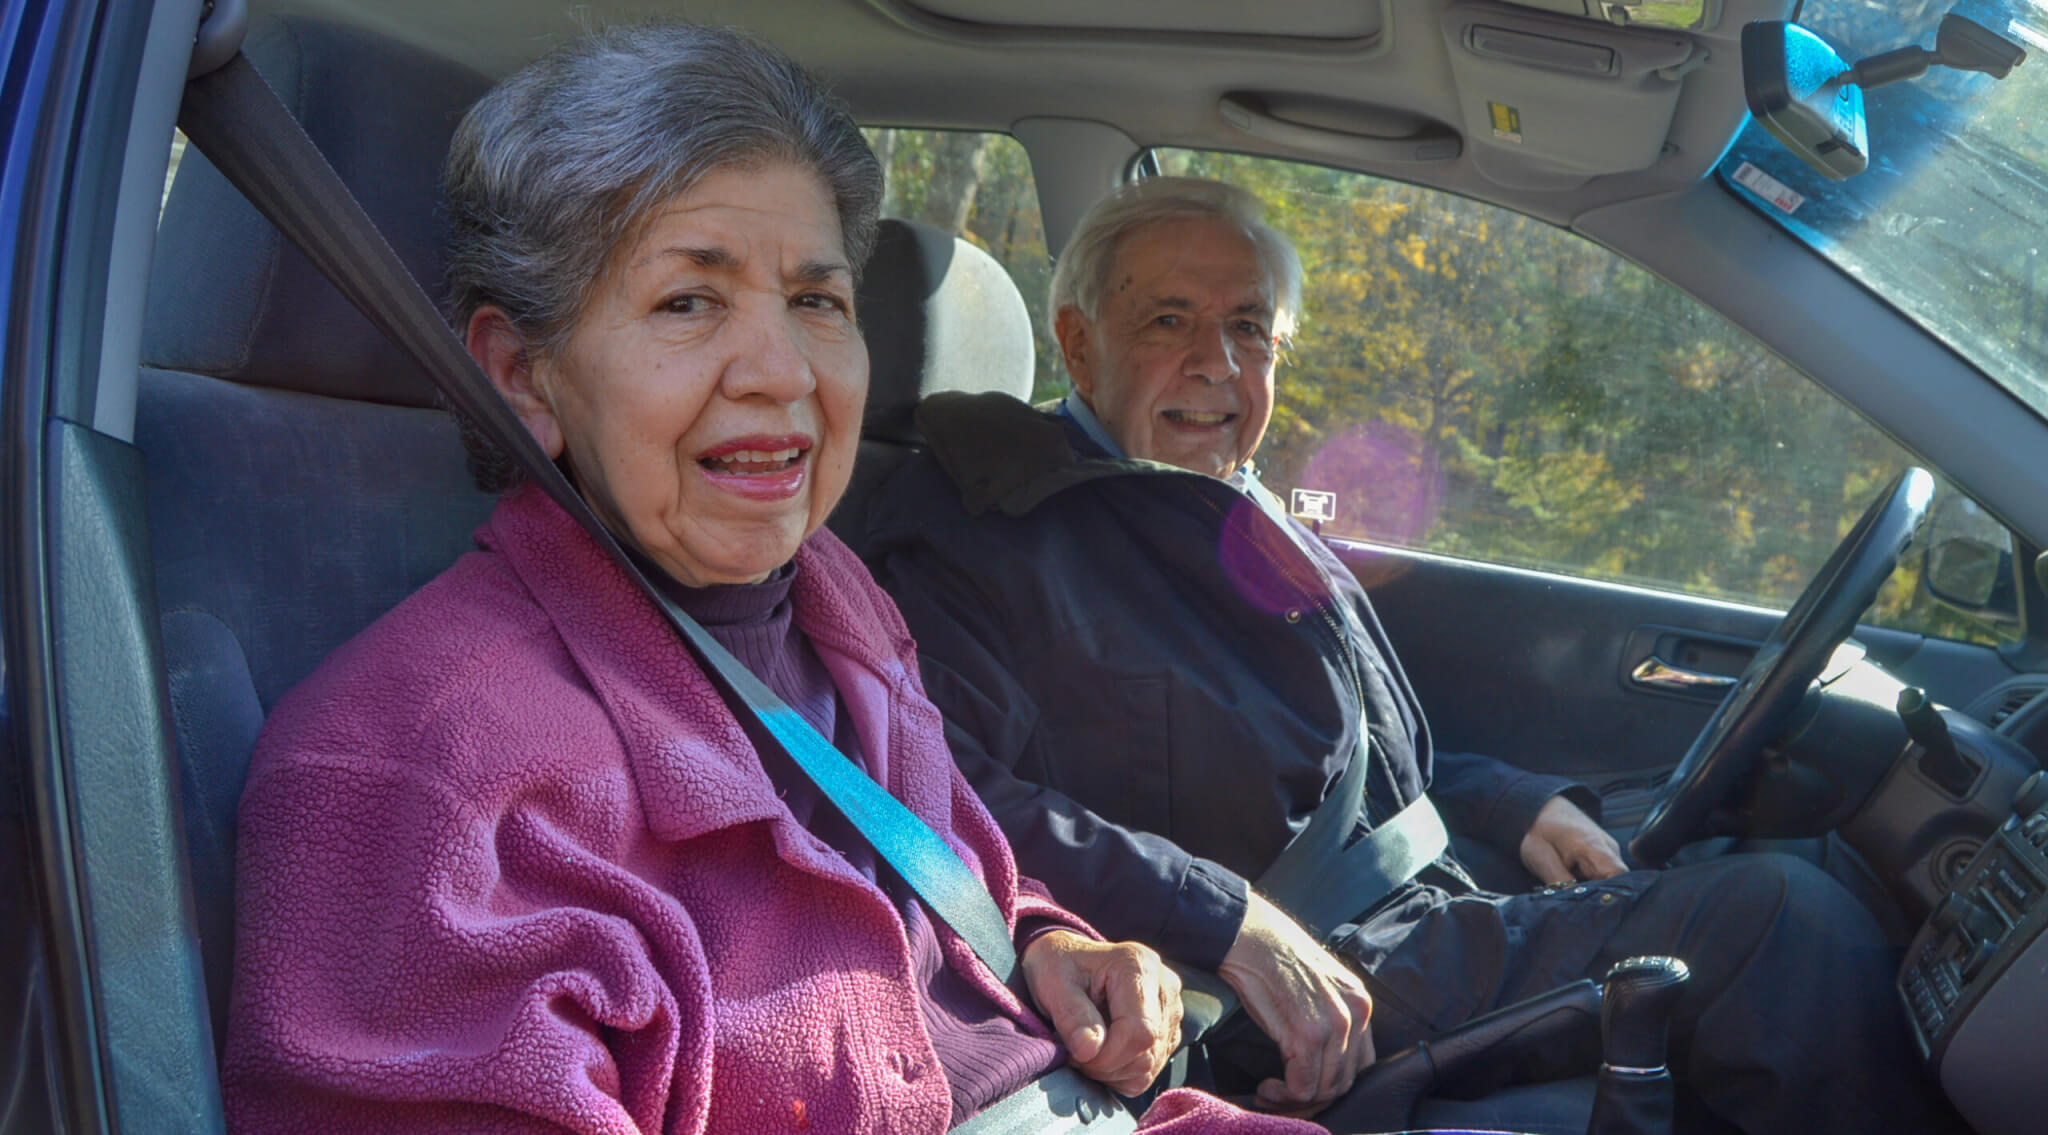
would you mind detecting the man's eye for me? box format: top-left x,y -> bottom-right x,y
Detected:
795,291 -> 850,314
1153,314 -> 1181,328
1235,320 -> 1270,339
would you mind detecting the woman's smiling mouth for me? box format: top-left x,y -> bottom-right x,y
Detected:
700,446 -> 805,473
697,435 -> 813,499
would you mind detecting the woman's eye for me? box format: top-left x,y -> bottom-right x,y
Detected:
661,294 -> 709,314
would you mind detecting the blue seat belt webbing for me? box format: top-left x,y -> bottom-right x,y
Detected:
662,600 -> 1018,981
176,52 -> 1019,987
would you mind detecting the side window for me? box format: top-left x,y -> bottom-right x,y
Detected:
163,131 -> 185,214
1152,148 -> 2001,645
863,128 -> 1065,400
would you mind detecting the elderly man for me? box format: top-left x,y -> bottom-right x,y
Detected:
865,177 -> 1954,1134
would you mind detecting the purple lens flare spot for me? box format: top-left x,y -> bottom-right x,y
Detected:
1218,495 -> 1333,615
1300,422 -> 1444,546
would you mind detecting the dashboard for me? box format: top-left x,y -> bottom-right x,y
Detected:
1902,753 -> 2048,1135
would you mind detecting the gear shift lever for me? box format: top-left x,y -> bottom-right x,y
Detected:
1588,955 -> 1690,1135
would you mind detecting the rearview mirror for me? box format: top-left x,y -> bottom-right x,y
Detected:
1742,12 -> 2025,181
1741,21 -> 1868,180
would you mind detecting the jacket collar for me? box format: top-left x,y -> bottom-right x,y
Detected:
916,391 -> 1193,517
919,391 -> 1266,516
479,484 -> 944,847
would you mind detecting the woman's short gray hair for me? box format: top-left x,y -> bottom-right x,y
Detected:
443,22 -> 882,491
1048,176 -> 1302,345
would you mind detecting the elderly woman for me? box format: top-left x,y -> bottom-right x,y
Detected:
219,22 -> 1327,1135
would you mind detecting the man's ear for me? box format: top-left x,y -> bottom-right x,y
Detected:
465,306 -> 564,459
1054,306 -> 1096,401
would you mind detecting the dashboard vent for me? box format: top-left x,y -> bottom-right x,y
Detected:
1990,689 -> 2038,727
1969,680 -> 2048,729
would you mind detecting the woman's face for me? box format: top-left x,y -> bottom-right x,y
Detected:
492,161 -> 869,587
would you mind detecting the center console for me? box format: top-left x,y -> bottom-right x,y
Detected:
1900,771 -> 2048,1135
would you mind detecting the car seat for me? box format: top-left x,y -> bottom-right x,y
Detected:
140,15 -> 498,1056
835,211 -> 1037,546
139,9 -> 1037,1072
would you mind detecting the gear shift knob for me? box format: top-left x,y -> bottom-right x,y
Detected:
1589,955 -> 1691,1135
1601,955 -> 1691,1071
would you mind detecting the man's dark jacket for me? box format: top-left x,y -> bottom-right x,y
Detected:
863,392 -> 1588,970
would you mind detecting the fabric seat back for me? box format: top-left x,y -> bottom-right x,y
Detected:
141,15 -> 497,1045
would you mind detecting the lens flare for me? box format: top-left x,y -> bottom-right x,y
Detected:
1299,422 -> 1444,547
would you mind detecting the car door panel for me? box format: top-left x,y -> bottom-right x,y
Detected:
1334,540 -> 2020,801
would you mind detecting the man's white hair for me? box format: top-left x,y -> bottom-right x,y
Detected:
1048,176 -> 1303,345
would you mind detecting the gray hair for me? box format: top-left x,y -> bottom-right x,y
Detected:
1048,176 -> 1302,346
442,22 -> 883,491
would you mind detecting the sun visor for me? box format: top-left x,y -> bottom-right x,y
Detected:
1441,4 -> 1698,189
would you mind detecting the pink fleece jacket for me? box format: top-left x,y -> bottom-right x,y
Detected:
222,484 -> 1316,1135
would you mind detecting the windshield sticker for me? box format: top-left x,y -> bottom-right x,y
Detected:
1291,488 -> 1337,523
1732,162 -> 1806,214
1488,102 -> 1523,144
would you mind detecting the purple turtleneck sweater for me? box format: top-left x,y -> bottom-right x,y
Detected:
663,560 -> 1065,1124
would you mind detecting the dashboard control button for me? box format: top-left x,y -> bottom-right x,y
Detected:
1931,892 -> 2006,945
1997,869 -> 2030,904
2015,770 -> 2048,816
1961,938 -> 2000,981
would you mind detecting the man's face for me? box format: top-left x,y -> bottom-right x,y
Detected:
1057,216 -> 1279,478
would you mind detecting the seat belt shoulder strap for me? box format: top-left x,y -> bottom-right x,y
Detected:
1256,736 -> 1448,937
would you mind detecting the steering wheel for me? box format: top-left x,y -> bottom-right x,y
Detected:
1628,467 -> 1936,868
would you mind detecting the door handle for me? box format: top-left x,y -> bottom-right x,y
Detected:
1630,655 -> 1738,693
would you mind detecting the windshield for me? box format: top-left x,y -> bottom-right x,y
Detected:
1719,0 -> 2048,416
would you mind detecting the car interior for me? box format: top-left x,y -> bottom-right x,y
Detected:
9,0 -> 2048,1133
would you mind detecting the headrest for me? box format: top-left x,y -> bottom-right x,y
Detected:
144,16 -> 490,407
147,20 -> 1036,420
856,219 -> 1036,445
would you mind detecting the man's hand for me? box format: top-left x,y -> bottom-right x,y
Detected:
1021,930 -> 1183,1095
1217,892 -> 1375,1115
1519,795 -> 1628,885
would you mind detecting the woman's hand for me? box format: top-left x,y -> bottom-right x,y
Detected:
1217,891 -> 1375,1115
1021,930 -> 1184,1095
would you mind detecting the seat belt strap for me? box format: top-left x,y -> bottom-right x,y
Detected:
666,600 -> 1019,983
1171,746 -> 1448,1039
1262,791 -> 1447,939
1254,718 -> 1373,917
1238,477 -> 1451,935
1172,480 -> 1449,1033
949,1065 -> 1139,1135
177,52 -> 1019,986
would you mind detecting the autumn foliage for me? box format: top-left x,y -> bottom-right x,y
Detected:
866,129 -> 1991,644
